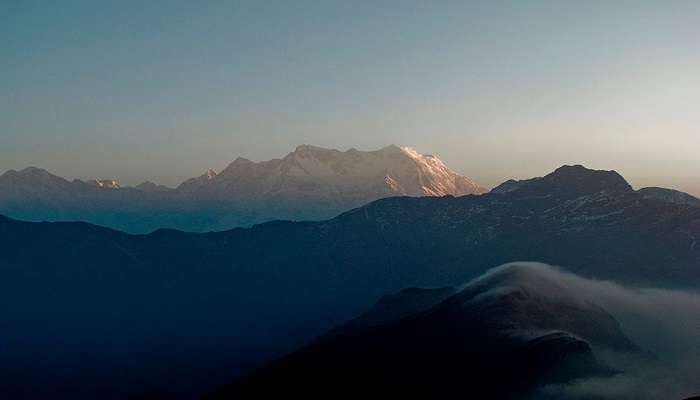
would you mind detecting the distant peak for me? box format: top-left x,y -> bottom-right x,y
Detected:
135,181 -> 172,192
174,168 -> 218,190
18,166 -> 53,176
2,166 -> 65,182
176,144 -> 484,197
552,164 -> 594,174
494,164 -> 633,198
398,146 -> 441,160
291,144 -> 406,156
223,157 -> 254,172
92,179 -> 120,189
380,144 -> 402,151
135,181 -> 156,191
547,165 -> 629,187
232,157 -> 252,165
399,146 -> 420,157
294,144 -> 332,153
205,169 -> 217,180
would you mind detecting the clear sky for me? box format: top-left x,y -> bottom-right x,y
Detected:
2,1 -> 699,194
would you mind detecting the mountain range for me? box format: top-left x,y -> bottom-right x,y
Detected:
0,145 -> 485,233
1,164 -> 699,398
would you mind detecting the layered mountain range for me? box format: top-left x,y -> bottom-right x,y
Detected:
1,164 -> 699,398
0,145 -> 485,233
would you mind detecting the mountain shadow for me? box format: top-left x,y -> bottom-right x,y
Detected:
208,263 -> 643,399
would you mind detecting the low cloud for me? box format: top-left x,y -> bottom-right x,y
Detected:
482,262 -> 700,400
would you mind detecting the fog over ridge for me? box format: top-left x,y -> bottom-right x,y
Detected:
476,262 -> 700,399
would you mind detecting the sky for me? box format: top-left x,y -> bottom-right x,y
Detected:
1,1 -> 699,194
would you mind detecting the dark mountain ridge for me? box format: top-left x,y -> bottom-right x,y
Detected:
638,186 -> 700,207
1,165 -> 699,398
210,264 -> 640,399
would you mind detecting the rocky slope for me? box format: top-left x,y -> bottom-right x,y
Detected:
638,187 -> 700,207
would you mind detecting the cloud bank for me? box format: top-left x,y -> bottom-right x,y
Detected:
475,262 -> 700,400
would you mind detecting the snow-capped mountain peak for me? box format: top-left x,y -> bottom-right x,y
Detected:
176,168 -> 218,191
92,179 -> 120,189
212,144 -> 485,199
397,146 -> 485,196
0,145 -> 486,232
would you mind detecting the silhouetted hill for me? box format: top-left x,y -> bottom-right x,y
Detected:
209,264 -> 638,399
326,286 -> 457,336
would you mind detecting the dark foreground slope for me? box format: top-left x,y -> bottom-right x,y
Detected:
1,166 -> 699,398
209,263 -> 640,399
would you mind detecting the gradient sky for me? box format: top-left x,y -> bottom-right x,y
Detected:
2,1 -> 699,194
